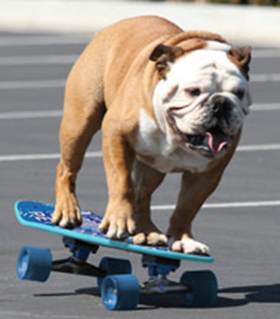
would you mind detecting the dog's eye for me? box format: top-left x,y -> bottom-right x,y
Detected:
234,89 -> 245,100
185,87 -> 201,97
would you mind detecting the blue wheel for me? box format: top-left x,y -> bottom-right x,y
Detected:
101,274 -> 139,311
17,246 -> 52,282
180,270 -> 218,307
97,257 -> 132,290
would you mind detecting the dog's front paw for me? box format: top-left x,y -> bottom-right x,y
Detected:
133,232 -> 168,246
52,192 -> 82,228
99,201 -> 136,239
169,236 -> 210,256
133,221 -> 167,246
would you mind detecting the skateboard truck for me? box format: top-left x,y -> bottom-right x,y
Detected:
51,237 -> 106,278
52,257 -> 106,277
141,255 -> 190,295
142,254 -> 180,277
62,237 -> 98,261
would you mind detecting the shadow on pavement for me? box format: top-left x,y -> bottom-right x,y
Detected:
34,283 -> 280,309
220,284 -> 280,304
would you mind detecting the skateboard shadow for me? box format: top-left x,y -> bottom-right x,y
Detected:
77,283 -> 280,308
219,283 -> 280,304
75,286 -> 246,308
75,286 -> 245,309
35,283 -> 280,309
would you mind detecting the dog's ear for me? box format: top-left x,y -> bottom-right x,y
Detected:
228,47 -> 252,80
150,44 -> 184,79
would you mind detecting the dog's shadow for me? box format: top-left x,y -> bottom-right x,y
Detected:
35,283 -> 280,309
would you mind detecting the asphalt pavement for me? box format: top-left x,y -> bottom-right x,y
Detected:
0,30 -> 280,319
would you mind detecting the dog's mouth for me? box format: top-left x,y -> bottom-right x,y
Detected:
183,126 -> 232,157
170,120 -> 232,157
166,111 -> 233,157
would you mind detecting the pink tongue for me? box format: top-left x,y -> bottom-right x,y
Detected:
206,132 -> 228,153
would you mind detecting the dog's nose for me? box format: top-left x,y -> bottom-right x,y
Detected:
211,96 -> 232,120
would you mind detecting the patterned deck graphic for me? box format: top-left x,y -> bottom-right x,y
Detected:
19,201 -> 105,237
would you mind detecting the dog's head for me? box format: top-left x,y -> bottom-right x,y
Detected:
151,38 -> 251,158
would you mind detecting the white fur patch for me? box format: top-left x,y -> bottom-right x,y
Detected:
135,109 -> 210,173
171,238 -> 210,255
206,40 -> 231,52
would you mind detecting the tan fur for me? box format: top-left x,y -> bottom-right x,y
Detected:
53,16 -> 247,253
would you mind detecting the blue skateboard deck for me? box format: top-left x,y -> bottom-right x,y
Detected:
15,200 -> 213,263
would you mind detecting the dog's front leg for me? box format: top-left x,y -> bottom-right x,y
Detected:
132,159 -> 167,246
99,118 -> 137,239
53,101 -> 104,228
167,169 -> 224,255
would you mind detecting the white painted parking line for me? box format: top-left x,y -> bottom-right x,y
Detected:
0,153 -> 61,161
253,49 -> 280,58
0,36 -> 89,46
0,110 -> 62,119
0,55 -> 76,65
0,35 -> 278,60
237,144 -> 280,152
0,152 -> 102,162
152,200 -> 280,211
252,103 -> 280,111
0,103 -> 278,120
0,79 -> 65,89
250,73 -> 280,82
0,73 -> 278,90
0,310 -> 90,319
0,49 -> 279,66
0,143 -> 279,163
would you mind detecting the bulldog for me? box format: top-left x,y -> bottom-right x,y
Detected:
53,16 -> 251,255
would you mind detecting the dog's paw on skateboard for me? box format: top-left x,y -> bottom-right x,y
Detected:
99,208 -> 168,246
133,232 -> 168,246
99,207 -> 136,240
52,194 -> 82,228
131,219 -> 167,246
169,237 -> 210,256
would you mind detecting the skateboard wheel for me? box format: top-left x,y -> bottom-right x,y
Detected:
180,270 -> 218,307
97,257 -> 132,290
17,246 -> 52,282
101,274 -> 139,311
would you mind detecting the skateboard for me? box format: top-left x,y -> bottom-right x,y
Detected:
15,200 -> 218,311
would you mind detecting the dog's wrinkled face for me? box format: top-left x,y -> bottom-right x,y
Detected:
152,41 -> 252,158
